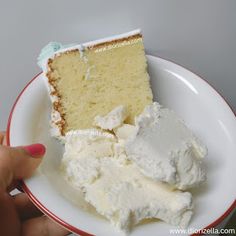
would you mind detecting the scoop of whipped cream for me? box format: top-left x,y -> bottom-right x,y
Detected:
93,105 -> 128,130
125,102 -> 207,190
61,127 -> 193,232
60,102 -> 207,233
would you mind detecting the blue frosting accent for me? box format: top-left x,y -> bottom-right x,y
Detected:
37,42 -> 76,69
37,42 -> 63,68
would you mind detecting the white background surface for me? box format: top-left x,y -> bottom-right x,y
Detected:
0,0 -> 236,130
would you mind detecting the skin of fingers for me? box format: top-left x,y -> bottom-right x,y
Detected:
0,143 -> 45,235
3,136 -> 7,145
22,216 -> 70,236
0,189 -> 21,235
0,146 -> 43,190
1,132 -> 16,192
0,131 -> 6,145
0,138 -> 69,235
13,193 -> 43,221
0,132 -> 22,192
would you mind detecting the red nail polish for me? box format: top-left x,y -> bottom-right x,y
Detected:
23,143 -> 46,157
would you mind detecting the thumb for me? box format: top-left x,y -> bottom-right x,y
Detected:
0,144 -> 46,190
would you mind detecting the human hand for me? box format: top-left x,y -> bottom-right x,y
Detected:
0,132 -> 70,236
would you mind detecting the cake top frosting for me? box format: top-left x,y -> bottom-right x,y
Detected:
37,29 -> 141,72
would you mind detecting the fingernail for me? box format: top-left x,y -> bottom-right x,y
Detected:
23,143 -> 46,157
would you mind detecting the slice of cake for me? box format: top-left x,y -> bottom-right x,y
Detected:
38,30 -> 153,137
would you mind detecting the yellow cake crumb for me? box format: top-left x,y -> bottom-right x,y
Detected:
46,34 -> 153,135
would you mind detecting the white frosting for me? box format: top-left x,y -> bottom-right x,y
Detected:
85,65 -> 95,80
84,159 -> 193,232
61,126 -> 193,232
39,29 -> 141,138
41,76 -> 65,141
125,102 -> 207,190
60,103 -> 207,232
94,105 -> 128,130
39,29 -> 141,75
83,29 -> 141,48
61,129 -> 115,188
114,124 -> 136,140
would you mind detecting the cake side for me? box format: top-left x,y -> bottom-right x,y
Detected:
42,30 -> 153,137
46,49 -> 87,136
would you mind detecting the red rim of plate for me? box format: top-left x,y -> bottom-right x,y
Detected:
6,57 -> 236,236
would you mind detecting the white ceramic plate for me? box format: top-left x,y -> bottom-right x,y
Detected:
7,56 -> 236,236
